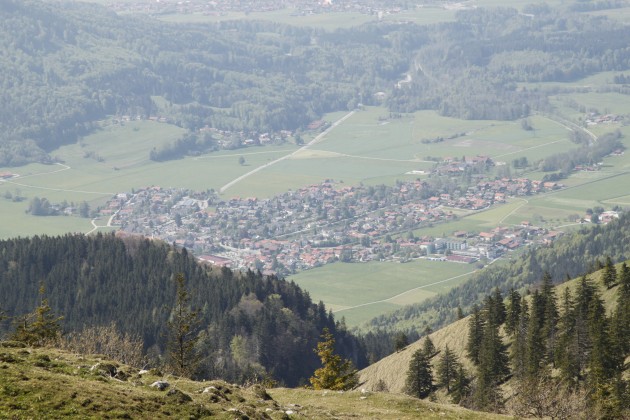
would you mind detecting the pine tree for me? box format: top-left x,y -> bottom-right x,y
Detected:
437,345 -> 461,393
540,274 -> 559,366
612,262 -> 630,355
602,256 -> 617,289
405,348 -> 433,399
451,365 -> 471,404
12,283 -> 63,347
310,328 -> 358,390
525,290 -> 545,378
490,287 -> 506,325
504,288 -> 521,337
422,336 -> 436,358
167,273 -> 201,378
511,297 -> 529,380
473,318 -> 509,411
557,288 -> 580,386
466,304 -> 485,365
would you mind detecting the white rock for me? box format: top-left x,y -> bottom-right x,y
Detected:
285,410 -> 294,415
150,380 -> 169,391
138,370 -> 149,375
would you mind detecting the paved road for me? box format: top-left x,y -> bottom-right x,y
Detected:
219,111 -> 356,193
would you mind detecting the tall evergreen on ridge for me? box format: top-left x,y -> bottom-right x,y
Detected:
437,345 -> 461,393
405,348 -> 434,399
504,288 -> 521,337
540,273 -> 559,367
472,316 -> 509,411
511,297 -> 529,380
466,304 -> 485,366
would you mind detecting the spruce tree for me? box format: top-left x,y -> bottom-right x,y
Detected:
511,297 -> 529,380
540,275 -> 559,366
451,365 -> 471,404
602,256 -> 617,289
422,336 -> 436,358
405,348 -> 433,399
437,345 -> 461,393
612,262 -> 630,356
466,304 -> 485,365
473,318 -> 508,411
167,273 -> 201,378
557,288 -> 580,386
12,283 -> 63,347
310,328 -> 358,390
504,288 -> 521,337
525,290 -> 545,378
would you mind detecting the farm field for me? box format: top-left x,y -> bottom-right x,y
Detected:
289,259 -> 475,326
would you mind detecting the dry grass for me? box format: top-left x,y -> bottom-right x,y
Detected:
0,343 -> 508,419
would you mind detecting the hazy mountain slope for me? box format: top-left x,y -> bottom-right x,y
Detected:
358,266 -> 622,394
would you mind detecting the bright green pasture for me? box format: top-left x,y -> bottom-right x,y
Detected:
0,195 -> 93,237
224,153 -> 430,198
289,259 -> 474,326
314,108 -> 575,165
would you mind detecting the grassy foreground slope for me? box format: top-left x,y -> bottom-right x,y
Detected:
0,343 -> 506,419
358,265 -> 622,394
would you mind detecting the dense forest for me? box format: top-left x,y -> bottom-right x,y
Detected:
2,1 -> 630,165
364,211 -> 630,338
0,233 -> 367,386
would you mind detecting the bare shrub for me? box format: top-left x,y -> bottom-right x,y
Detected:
60,322 -> 146,367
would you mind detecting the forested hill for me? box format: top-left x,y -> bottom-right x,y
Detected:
4,1 -> 630,166
0,233 -> 366,386
364,211 -> 630,336
0,0 -> 409,165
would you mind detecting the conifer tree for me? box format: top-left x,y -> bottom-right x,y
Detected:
511,297 -> 529,380
525,290 -> 545,377
540,275 -> 559,366
602,256 -> 617,289
557,288 -> 580,386
473,318 -> 508,411
393,332 -> 409,352
405,348 -> 433,399
466,304 -> 485,365
422,336 -> 436,358
12,283 -> 63,347
310,327 -> 358,390
167,273 -> 201,378
490,287 -> 506,325
451,365 -> 471,404
504,288 -> 521,337
437,345 -> 461,393
612,262 -> 630,355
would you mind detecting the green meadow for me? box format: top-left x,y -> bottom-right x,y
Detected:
289,259 -> 475,326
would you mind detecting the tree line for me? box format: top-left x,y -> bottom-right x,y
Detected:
404,265 -> 630,417
363,210 -> 630,340
0,233 -> 366,386
3,1 -> 630,165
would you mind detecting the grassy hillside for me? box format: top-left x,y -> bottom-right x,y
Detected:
0,343 -> 507,419
358,265 -> 623,394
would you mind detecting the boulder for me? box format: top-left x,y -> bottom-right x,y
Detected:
150,380 -> 170,391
